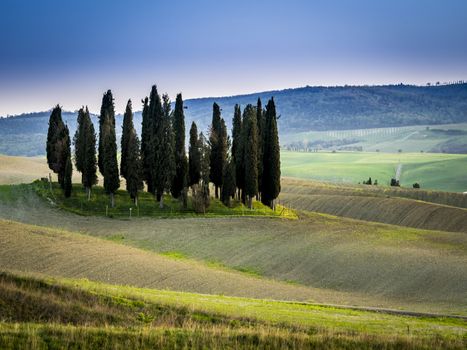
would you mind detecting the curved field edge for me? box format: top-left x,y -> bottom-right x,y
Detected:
0,272 -> 465,350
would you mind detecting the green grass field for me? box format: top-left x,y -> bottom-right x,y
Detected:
281,151 -> 467,192
0,271 -> 465,349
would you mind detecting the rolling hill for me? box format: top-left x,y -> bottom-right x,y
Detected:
1,83 -> 467,156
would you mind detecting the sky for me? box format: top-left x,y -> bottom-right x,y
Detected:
0,0 -> 466,116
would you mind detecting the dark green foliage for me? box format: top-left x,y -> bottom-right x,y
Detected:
390,178 -> 400,187
231,104 -> 244,198
98,90 -> 115,175
256,98 -> 265,198
188,122 -> 201,187
154,94 -> 176,207
221,158 -> 236,207
46,105 -> 68,185
63,154 -> 72,198
242,105 -> 258,208
120,100 -> 133,179
125,128 -> 144,205
140,97 -> 154,194
413,182 -> 420,189
209,103 -> 227,198
99,90 -> 120,207
73,107 -> 97,199
261,98 -> 281,208
120,100 -> 143,204
192,132 -> 211,213
171,93 -> 188,199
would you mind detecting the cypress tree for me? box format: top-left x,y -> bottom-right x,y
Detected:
231,104 -> 243,200
188,121 -> 201,188
261,98 -> 281,209
63,153 -> 72,198
147,85 -> 164,200
194,132 -> 211,213
256,98 -> 265,200
209,103 -> 227,198
154,93 -> 175,208
120,99 -> 133,179
98,90 -> 115,175
171,93 -> 188,200
221,158 -> 236,207
125,127 -> 143,205
242,104 -> 258,209
46,105 -> 67,185
99,90 -> 120,207
140,96 -> 154,194
74,107 -> 97,200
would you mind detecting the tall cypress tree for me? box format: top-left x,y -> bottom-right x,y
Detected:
147,85 -> 163,200
125,127 -> 143,205
140,96 -> 154,194
188,121 -> 201,187
231,104 -> 243,200
120,99 -> 133,179
99,90 -> 119,207
261,98 -> 281,209
154,93 -> 175,208
242,104 -> 258,209
46,105 -> 67,186
256,98 -> 265,200
98,90 -> 115,175
209,103 -> 227,198
171,93 -> 188,200
74,107 -> 97,200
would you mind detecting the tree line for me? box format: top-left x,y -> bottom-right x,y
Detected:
46,85 -> 280,210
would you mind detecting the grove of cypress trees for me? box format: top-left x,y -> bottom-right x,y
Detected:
46,105 -> 68,186
171,93 -> 188,201
99,90 -> 120,207
242,104 -> 258,209
154,93 -> 175,208
74,107 -> 97,200
261,98 -> 281,209
231,104 -> 243,200
120,99 -> 133,179
209,103 -> 227,198
188,121 -> 201,188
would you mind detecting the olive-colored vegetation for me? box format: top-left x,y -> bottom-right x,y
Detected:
0,272 -> 465,350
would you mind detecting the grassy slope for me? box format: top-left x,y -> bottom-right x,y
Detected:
280,151 -> 467,192
1,185 -> 466,315
279,178 -> 467,232
0,272 -> 465,350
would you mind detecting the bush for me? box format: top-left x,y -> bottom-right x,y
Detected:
413,183 -> 420,189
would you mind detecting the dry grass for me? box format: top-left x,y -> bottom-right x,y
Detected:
0,272 -> 465,350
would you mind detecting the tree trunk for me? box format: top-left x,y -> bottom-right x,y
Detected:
248,196 -> 253,209
159,195 -> 164,209
215,186 -> 219,199
110,193 -> 115,208
86,187 -> 91,201
135,195 -> 138,207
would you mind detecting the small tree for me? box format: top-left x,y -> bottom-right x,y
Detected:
413,182 -> 420,189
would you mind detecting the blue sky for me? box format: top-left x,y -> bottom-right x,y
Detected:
0,0 -> 466,116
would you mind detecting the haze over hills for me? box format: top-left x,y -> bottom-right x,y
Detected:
1,83 -> 467,156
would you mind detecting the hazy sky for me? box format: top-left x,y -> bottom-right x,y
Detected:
1,0 -> 466,116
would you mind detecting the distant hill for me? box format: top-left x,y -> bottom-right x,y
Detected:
1,83 -> 467,156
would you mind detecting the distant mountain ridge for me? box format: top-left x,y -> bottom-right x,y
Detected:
1,83 -> 466,156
